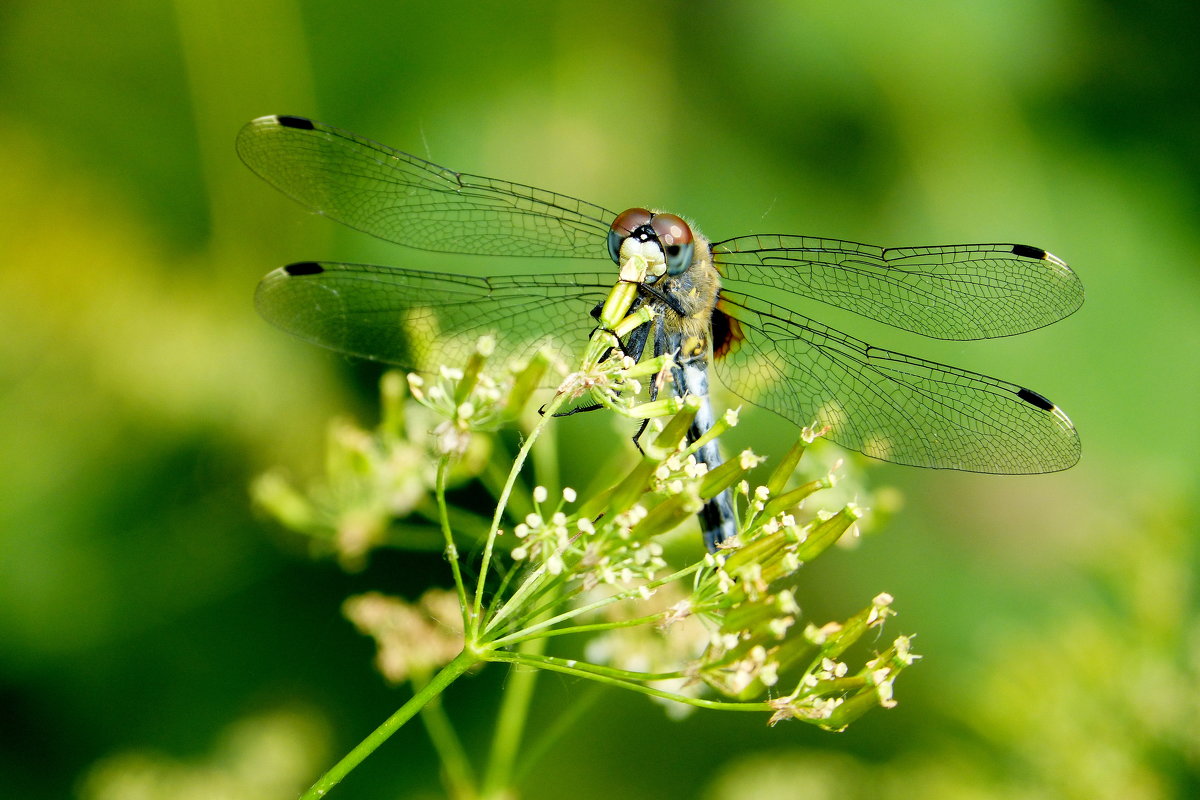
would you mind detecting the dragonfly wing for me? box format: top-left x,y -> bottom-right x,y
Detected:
256,262 -> 613,376
237,115 -> 616,258
712,290 -> 1080,473
713,235 -> 1083,340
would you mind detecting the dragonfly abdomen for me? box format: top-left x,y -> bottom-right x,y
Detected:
681,361 -> 737,550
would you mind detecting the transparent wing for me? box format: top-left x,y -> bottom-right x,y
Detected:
255,262 -> 612,375
237,115 -> 616,258
712,235 -> 1083,340
712,290 -> 1080,473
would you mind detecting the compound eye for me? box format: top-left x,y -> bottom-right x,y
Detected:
651,213 -> 694,275
607,207 -> 655,263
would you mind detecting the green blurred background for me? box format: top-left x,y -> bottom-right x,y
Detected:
2,0 -> 1197,798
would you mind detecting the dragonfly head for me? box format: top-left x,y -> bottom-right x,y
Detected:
608,208 -> 695,279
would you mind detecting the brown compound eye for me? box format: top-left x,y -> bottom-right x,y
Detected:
607,208 -> 655,263
611,207 -> 654,235
650,213 -> 694,275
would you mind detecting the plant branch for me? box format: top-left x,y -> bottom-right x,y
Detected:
299,649 -> 478,800
488,651 -> 772,712
436,458 -> 471,633
470,391 -> 566,637
480,636 -> 546,799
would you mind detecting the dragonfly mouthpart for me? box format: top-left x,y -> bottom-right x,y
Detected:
618,235 -> 667,281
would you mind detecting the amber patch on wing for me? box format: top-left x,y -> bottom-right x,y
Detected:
711,300 -> 746,360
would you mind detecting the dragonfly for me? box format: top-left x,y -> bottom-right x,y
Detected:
238,114 -> 1082,551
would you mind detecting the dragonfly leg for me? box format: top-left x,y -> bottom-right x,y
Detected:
544,401 -> 604,418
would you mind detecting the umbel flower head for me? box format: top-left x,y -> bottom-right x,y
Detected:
251,336 -> 551,567
566,422 -> 920,730
257,327 -> 918,743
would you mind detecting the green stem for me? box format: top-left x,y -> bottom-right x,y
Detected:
490,612 -> 667,648
480,636 -> 546,799
436,459 -> 471,633
531,409 -> 559,502
481,558 -> 555,636
470,392 -> 568,635
481,443 -> 532,522
488,651 -> 771,712
493,581 -> 586,636
299,649 -> 479,800
502,649 -> 686,683
482,559 -> 523,623
488,560 -> 704,640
